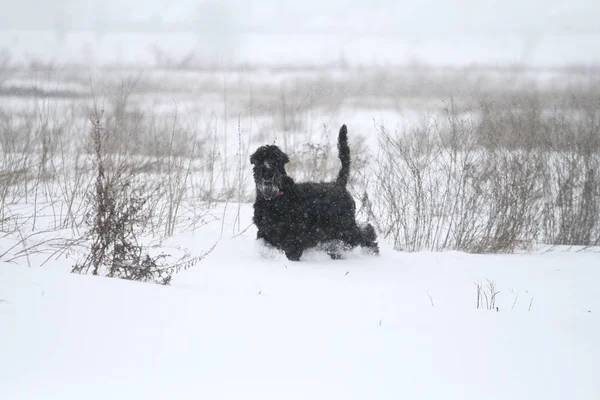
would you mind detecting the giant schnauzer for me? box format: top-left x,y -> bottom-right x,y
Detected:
251,124 -> 379,261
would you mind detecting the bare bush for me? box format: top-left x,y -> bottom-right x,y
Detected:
72,108 -> 173,284
372,111 -> 537,253
374,89 -> 600,252
86,79 -> 218,232
156,109 -> 201,236
0,110 -> 36,209
544,99 -> 600,246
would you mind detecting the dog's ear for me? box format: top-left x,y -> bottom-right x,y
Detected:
250,147 -> 264,165
277,149 -> 290,165
271,147 -> 289,164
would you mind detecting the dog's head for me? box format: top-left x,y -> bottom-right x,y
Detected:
250,145 -> 289,200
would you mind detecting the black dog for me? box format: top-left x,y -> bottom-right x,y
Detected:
251,124 -> 379,261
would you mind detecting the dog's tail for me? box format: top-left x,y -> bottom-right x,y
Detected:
336,124 -> 350,187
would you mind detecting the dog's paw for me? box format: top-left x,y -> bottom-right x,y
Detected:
359,239 -> 380,256
360,245 -> 380,256
284,247 -> 303,261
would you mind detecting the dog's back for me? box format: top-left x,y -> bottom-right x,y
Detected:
292,181 -> 357,225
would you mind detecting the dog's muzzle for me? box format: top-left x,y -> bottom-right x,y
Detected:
257,181 -> 283,200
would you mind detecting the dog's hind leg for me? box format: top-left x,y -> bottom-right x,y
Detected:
339,224 -> 379,255
359,223 -> 379,255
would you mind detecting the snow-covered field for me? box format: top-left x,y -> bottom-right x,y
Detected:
2,47 -> 600,398
1,204 -> 599,399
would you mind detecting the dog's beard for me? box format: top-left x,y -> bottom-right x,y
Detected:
256,182 -> 281,200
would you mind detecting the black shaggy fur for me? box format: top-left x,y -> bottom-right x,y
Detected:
251,124 -> 379,261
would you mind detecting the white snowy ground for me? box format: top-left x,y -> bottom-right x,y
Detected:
1,205 -> 599,400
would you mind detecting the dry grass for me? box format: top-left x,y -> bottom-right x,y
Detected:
1,60 -> 599,265
373,86 -> 600,252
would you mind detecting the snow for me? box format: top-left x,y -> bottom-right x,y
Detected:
1,205 -> 599,399
1,37 -> 600,397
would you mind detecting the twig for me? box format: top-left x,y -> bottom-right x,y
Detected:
233,114 -> 243,234
232,222 -> 253,238
427,290 -> 435,307
511,292 -> 519,311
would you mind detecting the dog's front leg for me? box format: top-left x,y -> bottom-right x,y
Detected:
257,232 -> 278,250
284,245 -> 303,261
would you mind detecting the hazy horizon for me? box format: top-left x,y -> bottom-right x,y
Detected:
1,0 -> 599,66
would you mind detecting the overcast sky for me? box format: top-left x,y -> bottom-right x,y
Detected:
1,0 -> 598,35
1,0 -> 599,66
